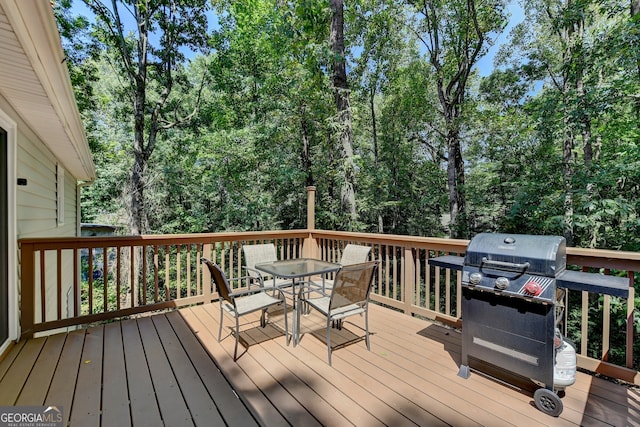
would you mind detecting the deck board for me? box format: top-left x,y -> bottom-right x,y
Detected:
0,302 -> 637,426
179,306 -> 290,427
102,322 -> 131,427
15,333 -> 65,406
256,321 -> 436,426
70,325 -> 104,426
248,328 -> 391,426
46,330 -> 85,427
151,314 -> 227,427
370,310 -> 559,425
0,337 -> 45,405
120,318 -> 164,427
195,303 -> 323,427
164,310 -> 259,427
137,316 -> 194,427
242,326 -> 353,427
294,328 -> 449,426
0,339 -> 26,381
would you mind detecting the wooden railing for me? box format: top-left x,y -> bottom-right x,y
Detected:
19,230 -> 308,338
19,229 -> 639,384
310,230 -> 639,384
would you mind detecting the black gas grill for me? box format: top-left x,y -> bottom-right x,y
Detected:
457,234 -> 565,386
429,233 -> 629,416
462,233 -> 565,302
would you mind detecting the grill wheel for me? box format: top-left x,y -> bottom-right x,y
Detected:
534,388 -> 563,417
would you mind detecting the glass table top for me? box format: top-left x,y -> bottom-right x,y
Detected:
255,258 -> 340,278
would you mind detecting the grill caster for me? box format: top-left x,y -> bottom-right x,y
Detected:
534,388 -> 563,417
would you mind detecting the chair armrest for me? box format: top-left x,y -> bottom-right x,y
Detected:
297,281 -> 326,298
228,286 -> 267,298
229,286 -> 288,302
243,267 -> 265,288
227,274 -> 257,290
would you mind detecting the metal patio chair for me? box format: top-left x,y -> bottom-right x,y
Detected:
242,243 -> 293,293
317,244 -> 372,293
201,257 -> 288,360
298,261 -> 379,366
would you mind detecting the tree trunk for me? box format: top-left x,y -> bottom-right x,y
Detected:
445,126 -> 466,237
330,0 -> 357,227
562,114 -> 575,246
573,14 -> 592,166
420,0 -> 487,239
370,86 -> 384,233
300,104 -> 313,186
370,85 -> 379,168
131,78 -> 147,236
633,0 -> 640,124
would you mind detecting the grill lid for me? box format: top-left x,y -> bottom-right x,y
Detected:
464,233 -> 566,277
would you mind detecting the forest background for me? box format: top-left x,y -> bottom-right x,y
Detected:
54,0 -> 640,252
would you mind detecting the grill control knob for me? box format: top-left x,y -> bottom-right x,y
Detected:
469,272 -> 482,285
495,277 -> 509,290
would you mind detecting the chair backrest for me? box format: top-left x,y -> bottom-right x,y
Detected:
201,258 -> 233,305
242,243 -> 278,279
340,244 -> 372,266
330,261 -> 378,311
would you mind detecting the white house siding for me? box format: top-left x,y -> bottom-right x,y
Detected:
1,95 -> 80,334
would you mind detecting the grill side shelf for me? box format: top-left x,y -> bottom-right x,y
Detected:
556,270 -> 629,298
428,255 -> 464,271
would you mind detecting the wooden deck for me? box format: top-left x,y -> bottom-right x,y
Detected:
0,302 -> 638,426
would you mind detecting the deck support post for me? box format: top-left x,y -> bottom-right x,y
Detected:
403,247 -> 415,316
19,242 -> 35,339
303,186 -> 319,259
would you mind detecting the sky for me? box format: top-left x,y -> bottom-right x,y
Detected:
476,2 -> 525,76
69,0 -> 524,77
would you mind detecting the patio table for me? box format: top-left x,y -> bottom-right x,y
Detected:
255,258 -> 341,346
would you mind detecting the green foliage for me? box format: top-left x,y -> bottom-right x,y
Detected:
58,0 -> 640,248
55,0 -> 640,373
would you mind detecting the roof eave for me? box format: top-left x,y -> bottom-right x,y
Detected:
3,0 -> 96,182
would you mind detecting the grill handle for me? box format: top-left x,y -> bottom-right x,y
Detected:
481,257 -> 530,273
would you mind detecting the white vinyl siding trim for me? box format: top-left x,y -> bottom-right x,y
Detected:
0,107 -> 17,353
57,163 -> 64,225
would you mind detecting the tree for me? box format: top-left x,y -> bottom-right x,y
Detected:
83,0 -> 209,235
485,0 -> 640,249
349,0 -> 419,233
632,0 -> 640,122
330,0 -> 358,227
410,0 -> 507,238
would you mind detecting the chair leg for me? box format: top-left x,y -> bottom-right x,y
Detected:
218,303 -> 224,342
260,309 -> 267,328
365,309 -> 370,351
282,299 -> 289,344
327,317 -> 332,366
233,316 -> 240,360
292,299 -> 300,346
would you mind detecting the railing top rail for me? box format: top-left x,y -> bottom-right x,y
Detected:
566,247 -> 640,271
18,230 -> 310,249
311,230 -> 640,271
18,228 -> 640,270
310,230 -> 469,252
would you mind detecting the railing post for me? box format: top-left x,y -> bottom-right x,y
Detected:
306,186 -> 316,230
403,247 -> 415,316
202,244 -> 211,302
303,186 -> 319,259
627,271 -> 635,369
19,242 -> 35,339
